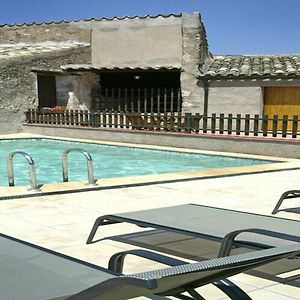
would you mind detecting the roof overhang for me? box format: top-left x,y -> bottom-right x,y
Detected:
60,64 -> 182,73
31,68 -> 65,75
198,74 -> 300,81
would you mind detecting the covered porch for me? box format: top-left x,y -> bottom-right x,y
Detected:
33,65 -> 183,113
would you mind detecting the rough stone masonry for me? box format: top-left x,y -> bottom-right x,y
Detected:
0,13 -> 208,133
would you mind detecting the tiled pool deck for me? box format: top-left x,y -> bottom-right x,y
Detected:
1,133 -> 300,299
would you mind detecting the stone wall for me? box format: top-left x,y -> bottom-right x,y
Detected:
0,13 -> 210,135
0,19 -> 93,134
0,21 -> 92,44
56,75 -> 74,106
70,72 -> 99,110
56,72 -> 99,110
0,46 -> 90,133
181,13 -> 209,113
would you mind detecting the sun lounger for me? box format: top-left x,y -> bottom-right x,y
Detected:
2,232 -> 300,300
86,204 -> 300,257
272,189 -> 300,214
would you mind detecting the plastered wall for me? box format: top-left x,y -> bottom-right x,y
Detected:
91,16 -> 182,67
205,78 -> 300,116
207,86 -> 263,115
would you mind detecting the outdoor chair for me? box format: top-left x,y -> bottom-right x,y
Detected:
272,189 -> 300,214
126,113 -> 146,129
126,112 -> 165,131
2,232 -> 300,300
125,112 -> 184,131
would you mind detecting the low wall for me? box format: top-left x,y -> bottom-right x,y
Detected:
22,124 -> 300,159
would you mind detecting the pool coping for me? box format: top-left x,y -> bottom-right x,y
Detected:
1,133 -> 299,200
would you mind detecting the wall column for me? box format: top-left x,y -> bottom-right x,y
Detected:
71,72 -> 99,110
181,13 -> 209,113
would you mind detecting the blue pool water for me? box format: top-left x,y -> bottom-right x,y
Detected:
0,138 -> 273,186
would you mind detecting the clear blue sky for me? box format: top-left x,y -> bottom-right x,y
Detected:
1,0 -> 299,55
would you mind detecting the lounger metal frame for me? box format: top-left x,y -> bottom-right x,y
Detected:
107,249 -> 252,300
68,244 -> 300,300
86,204 -> 300,257
272,190 -> 300,214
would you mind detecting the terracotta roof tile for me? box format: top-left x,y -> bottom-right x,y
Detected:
60,64 -> 181,72
0,13 -> 182,28
201,55 -> 300,78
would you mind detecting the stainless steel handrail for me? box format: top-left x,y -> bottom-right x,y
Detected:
62,148 -> 96,185
7,151 -> 39,191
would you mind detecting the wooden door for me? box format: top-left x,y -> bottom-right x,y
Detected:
37,75 -> 57,108
264,87 -> 300,129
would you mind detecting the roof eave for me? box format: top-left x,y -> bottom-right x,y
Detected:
198,74 -> 300,81
0,13 -> 183,28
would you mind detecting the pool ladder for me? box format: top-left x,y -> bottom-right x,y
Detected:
7,148 -> 96,190
62,148 -> 96,186
7,151 -> 39,191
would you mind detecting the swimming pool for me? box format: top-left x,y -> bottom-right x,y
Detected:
0,138 -> 274,186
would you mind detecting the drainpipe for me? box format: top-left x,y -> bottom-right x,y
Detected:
203,78 -> 210,115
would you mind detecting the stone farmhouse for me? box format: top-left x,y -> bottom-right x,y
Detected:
0,12 -> 300,133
